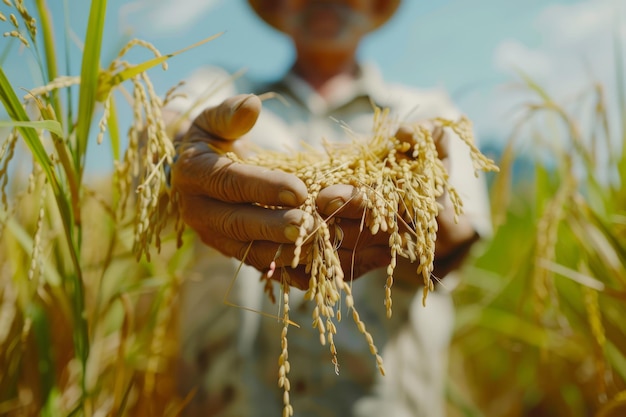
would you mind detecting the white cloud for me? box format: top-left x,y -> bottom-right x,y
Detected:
119,0 -> 222,36
485,0 -> 626,142
536,0 -> 623,45
494,39 -> 554,78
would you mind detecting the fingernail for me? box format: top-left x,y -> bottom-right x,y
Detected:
279,190 -> 298,207
284,225 -> 300,242
324,198 -> 345,215
227,95 -> 261,139
231,94 -> 254,112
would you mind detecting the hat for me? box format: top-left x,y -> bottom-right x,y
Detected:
247,0 -> 401,33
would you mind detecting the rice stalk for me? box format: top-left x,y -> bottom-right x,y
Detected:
278,276 -> 293,417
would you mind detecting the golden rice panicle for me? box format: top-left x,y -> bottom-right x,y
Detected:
24,76 -> 81,102
278,282 -> 294,417
1,0 -> 36,47
71,37 -> 181,261
229,106 -> 498,406
583,286 -> 606,349
3,27 -> 27,46
27,173 -> 46,283
114,81 -> 142,220
531,172 -> 575,320
437,116 -> 499,176
0,130 -> 18,212
351,302 -> 385,376
109,68 -> 177,261
407,125 -> 444,296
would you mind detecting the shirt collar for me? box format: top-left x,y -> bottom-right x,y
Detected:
277,63 -> 389,116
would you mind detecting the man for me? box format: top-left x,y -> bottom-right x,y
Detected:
170,1 -> 491,416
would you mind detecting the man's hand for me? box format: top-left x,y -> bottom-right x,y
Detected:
172,94 -> 309,287
317,122 -> 479,286
171,95 -> 477,289
171,94 -> 391,288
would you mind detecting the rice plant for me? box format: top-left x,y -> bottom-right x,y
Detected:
448,46 -> 626,417
0,1 -> 211,415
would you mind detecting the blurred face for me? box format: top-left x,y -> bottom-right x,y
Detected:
292,1 -> 372,43
266,0 -> 386,51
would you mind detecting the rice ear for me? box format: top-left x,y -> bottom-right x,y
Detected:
231,107 -> 498,414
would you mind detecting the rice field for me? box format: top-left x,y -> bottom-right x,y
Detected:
1,1 -> 625,416
447,73 -> 626,416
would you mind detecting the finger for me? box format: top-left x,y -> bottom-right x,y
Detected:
204,229 -> 391,288
336,245 -> 391,281
395,123 -> 449,161
172,144 -> 308,207
192,94 -> 262,141
197,231 -> 311,290
395,124 -> 415,147
273,265 -> 310,291
241,241 -> 311,290
431,125 -> 449,160
246,241 -> 391,289
328,218 -> 390,249
180,194 -> 313,244
316,184 -> 366,218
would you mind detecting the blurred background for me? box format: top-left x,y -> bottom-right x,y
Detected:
5,0 -> 624,170
1,0 -> 625,416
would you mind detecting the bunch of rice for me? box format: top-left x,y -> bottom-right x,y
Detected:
228,107 -> 498,417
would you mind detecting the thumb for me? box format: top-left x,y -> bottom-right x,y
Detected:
194,94 -> 262,140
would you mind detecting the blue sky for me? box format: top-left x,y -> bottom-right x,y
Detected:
113,0 -> 624,138
2,0 -> 625,172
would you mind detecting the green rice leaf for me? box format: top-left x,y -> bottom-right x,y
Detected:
582,203 -> 626,269
27,302 -> 56,410
539,259 -> 605,291
34,0 -> 62,119
0,70 -> 78,244
95,33 -> 222,102
107,95 -> 121,161
0,67 -> 87,375
477,307 -> 586,359
533,162 -> 555,214
75,0 -> 107,175
0,120 -> 63,137
606,341 -> 626,383
0,68 -> 59,190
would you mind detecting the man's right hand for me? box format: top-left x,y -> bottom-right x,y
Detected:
171,94 -> 315,288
